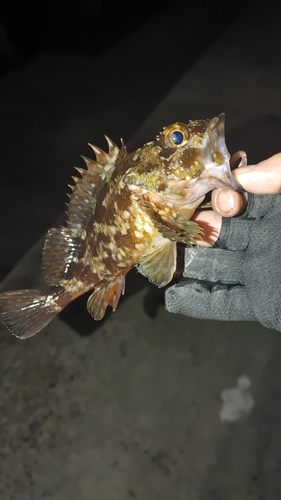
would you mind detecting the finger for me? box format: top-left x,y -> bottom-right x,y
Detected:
165,281 -> 257,322
191,210 -> 222,247
211,189 -> 247,217
192,189 -> 246,247
232,153 -> 281,194
183,247 -> 244,283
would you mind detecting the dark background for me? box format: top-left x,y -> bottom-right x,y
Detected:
0,0 -> 254,280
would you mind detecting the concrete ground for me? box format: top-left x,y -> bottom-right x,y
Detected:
1,1 -> 281,499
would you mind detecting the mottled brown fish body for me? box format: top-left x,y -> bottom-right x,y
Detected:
0,113 -> 245,338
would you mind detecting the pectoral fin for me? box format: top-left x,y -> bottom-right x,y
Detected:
138,241 -> 177,287
151,216 -> 203,245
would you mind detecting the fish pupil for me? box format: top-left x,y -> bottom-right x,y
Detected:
171,130 -> 184,145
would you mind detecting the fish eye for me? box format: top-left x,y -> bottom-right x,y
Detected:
163,124 -> 189,148
171,130 -> 184,145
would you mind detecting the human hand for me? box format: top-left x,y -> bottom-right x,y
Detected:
193,153 -> 281,246
165,153 -> 281,331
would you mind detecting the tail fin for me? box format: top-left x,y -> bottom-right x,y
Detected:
0,289 -> 62,339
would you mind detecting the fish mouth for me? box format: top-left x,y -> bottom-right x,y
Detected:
200,113 -> 245,193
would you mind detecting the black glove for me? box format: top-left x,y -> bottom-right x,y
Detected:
165,194 -> 281,331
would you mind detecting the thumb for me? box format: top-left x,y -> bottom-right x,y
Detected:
232,153 -> 281,194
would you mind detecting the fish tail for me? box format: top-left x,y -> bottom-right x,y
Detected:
0,289 -> 63,339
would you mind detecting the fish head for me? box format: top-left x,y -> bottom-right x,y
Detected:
124,113 -> 243,209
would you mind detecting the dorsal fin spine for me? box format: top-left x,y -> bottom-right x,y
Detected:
65,137 -> 127,230
104,135 -> 120,158
88,143 -> 112,165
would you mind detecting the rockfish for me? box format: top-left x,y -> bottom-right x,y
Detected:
0,113 -> 245,338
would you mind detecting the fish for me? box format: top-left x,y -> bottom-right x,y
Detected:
0,113 -> 245,339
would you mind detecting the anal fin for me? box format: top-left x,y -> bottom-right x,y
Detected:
87,276 -> 125,320
138,241 -> 177,287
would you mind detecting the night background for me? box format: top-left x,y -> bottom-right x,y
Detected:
1,0 -> 281,498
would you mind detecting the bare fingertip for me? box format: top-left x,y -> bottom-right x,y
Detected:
213,189 -> 234,214
212,190 -> 246,217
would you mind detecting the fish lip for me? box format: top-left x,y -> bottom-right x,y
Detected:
208,113 -> 229,162
205,113 -> 244,193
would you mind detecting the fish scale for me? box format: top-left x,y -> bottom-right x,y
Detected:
0,113 -> 246,338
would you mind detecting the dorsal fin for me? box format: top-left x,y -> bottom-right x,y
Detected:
88,136 -> 126,168
42,227 -> 85,286
66,137 -> 127,231
66,165 -> 104,229
41,137 -> 127,287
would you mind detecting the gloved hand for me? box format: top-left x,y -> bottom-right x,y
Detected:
165,154 -> 281,332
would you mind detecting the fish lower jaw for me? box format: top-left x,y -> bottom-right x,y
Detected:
140,185 -> 206,209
